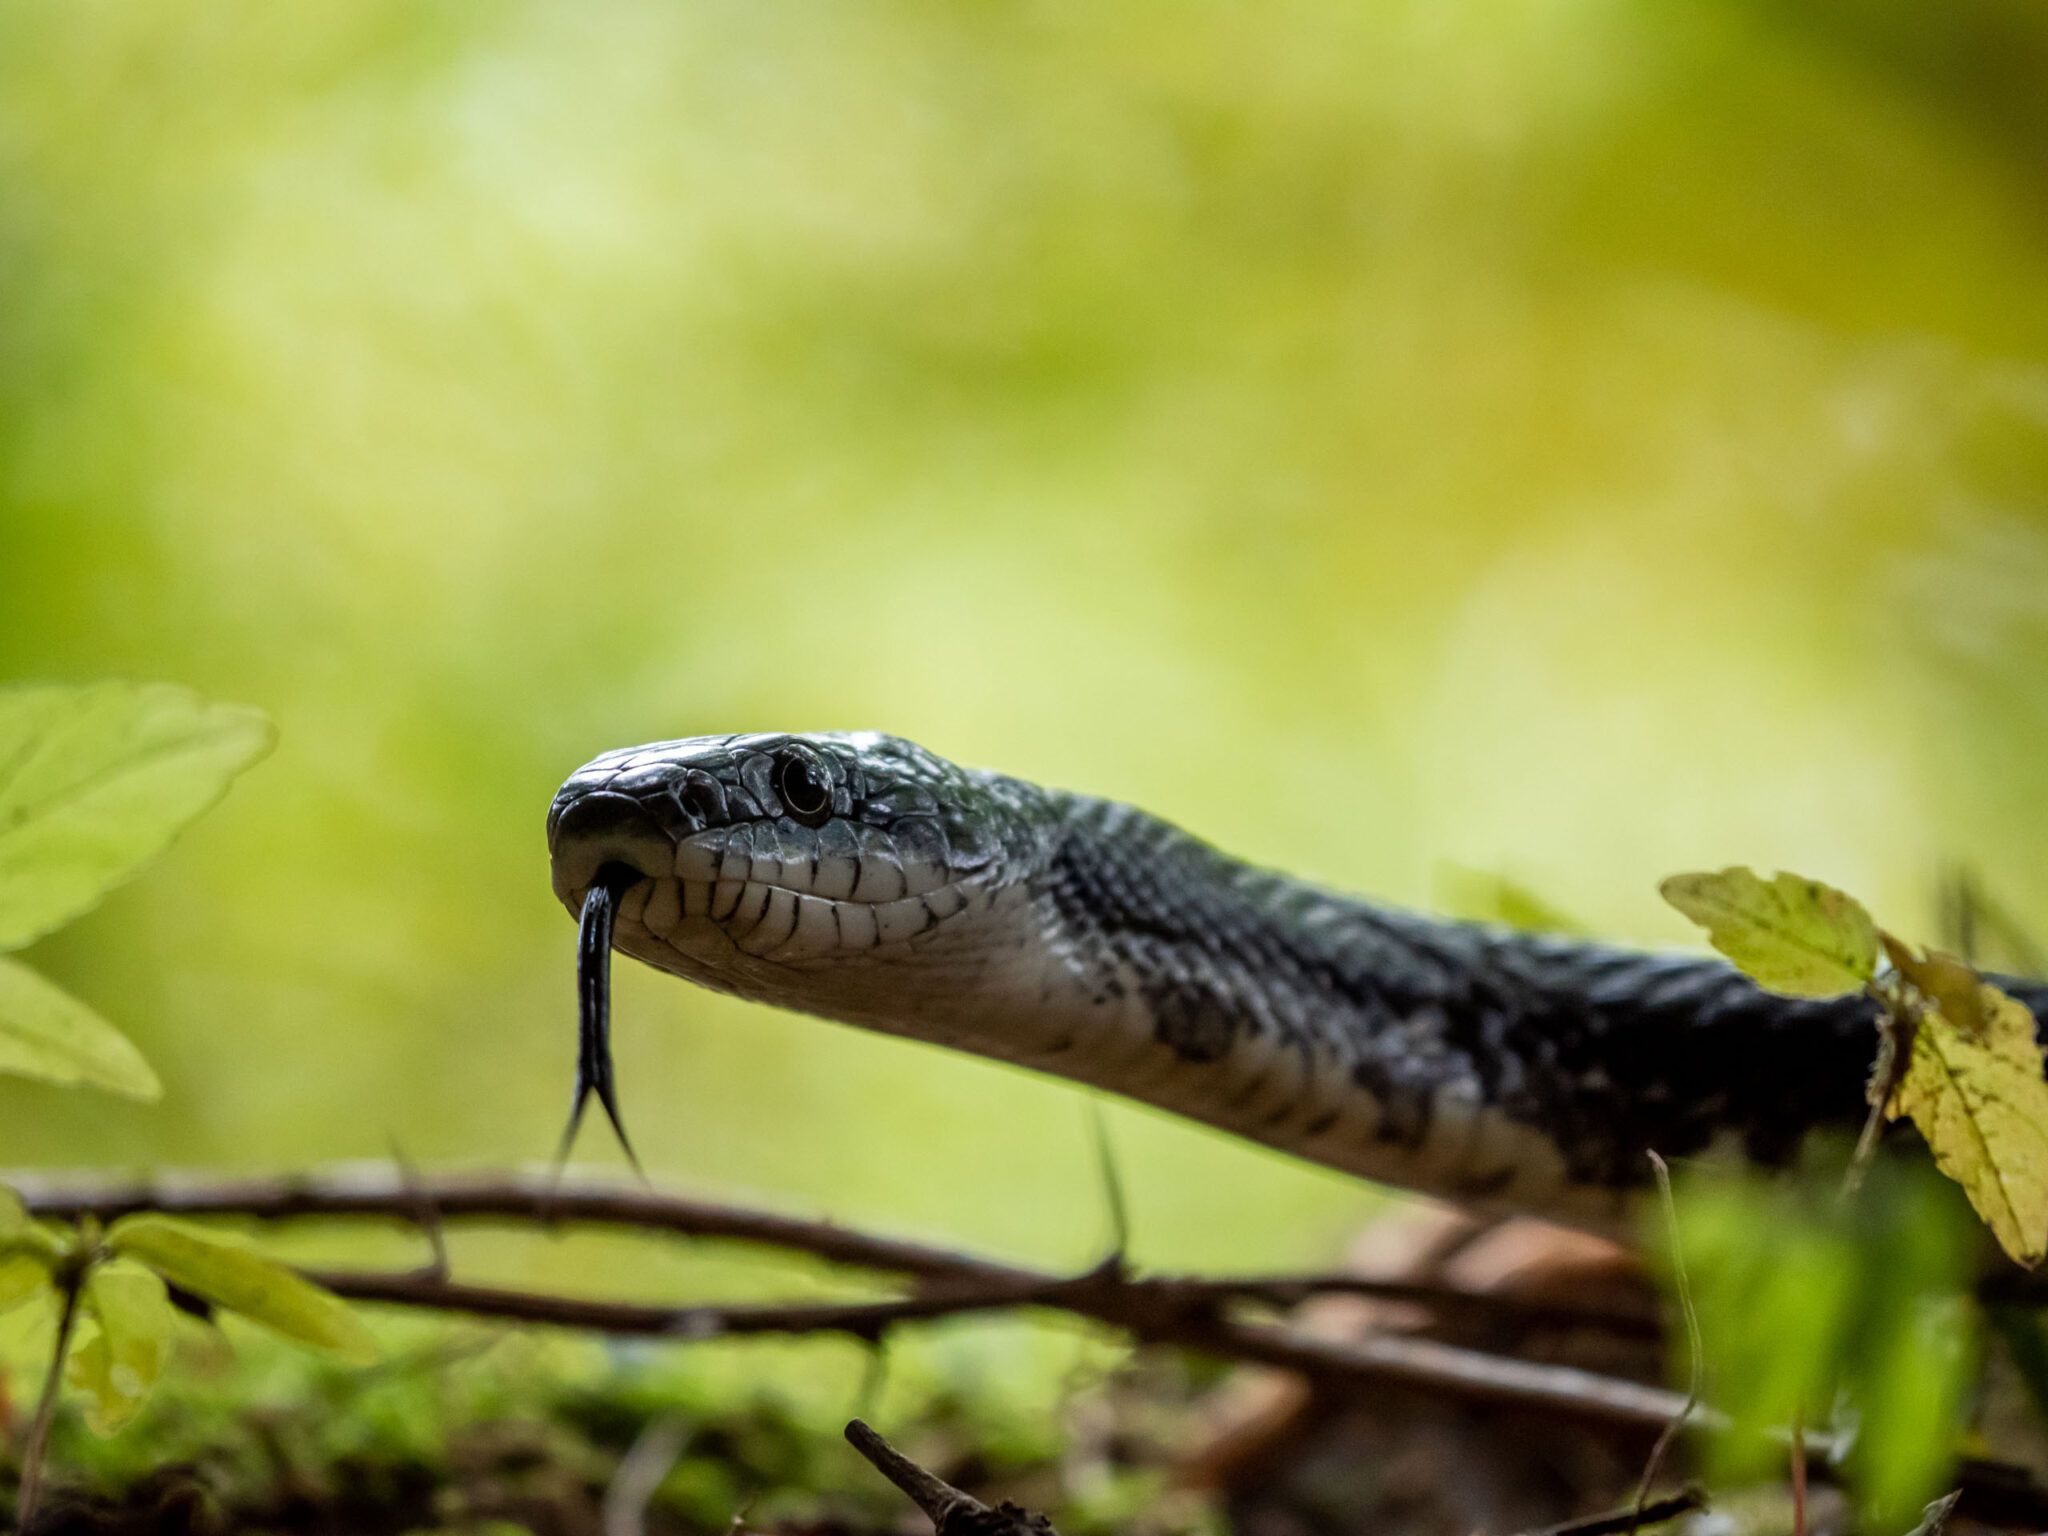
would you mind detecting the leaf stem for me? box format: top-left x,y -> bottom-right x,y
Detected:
1790,1418 -> 1807,1536
17,1267 -> 85,1529
1844,978 -> 1919,1202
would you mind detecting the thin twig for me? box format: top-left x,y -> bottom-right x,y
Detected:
1210,1272 -> 1660,1335
846,1418 -> 982,1527
1845,981 -> 1917,1200
1906,1489 -> 1961,1536
296,1268 -> 1061,1340
1085,1100 -> 1130,1267
845,1418 -> 1054,1536
1517,1485 -> 1706,1536
17,1271 -> 86,1529
388,1141 -> 449,1282
1630,1152 -> 1700,1533
6,1168 -> 1045,1285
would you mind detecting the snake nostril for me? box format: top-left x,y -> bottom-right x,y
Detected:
548,792 -> 676,912
551,791 -> 664,853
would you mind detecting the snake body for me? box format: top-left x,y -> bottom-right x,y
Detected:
547,731 -> 2047,1229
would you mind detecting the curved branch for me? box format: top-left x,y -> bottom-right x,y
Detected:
4,1167 -> 1651,1331
7,1166 -> 1029,1284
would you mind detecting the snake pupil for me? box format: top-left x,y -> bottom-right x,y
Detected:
774,751 -> 832,826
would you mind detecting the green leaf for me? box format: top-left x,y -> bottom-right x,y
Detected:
0,1220 -> 71,1267
0,1184 -> 58,1289
1659,867 -> 1879,997
1662,1158 -> 1975,1519
1854,1294 -> 1975,1523
107,1215 -> 377,1364
1664,1170 -> 1860,1485
66,1261 -> 175,1434
0,1253 -> 51,1314
1887,980 -> 2048,1267
0,954 -> 160,1099
1837,1161 -> 1979,1524
0,681 -> 274,951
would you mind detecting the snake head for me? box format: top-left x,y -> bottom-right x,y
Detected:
547,732 -> 1044,1022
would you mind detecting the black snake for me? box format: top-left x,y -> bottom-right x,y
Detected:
546,731 -> 2046,1229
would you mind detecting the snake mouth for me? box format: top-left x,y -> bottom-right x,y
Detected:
552,813 -> 971,967
625,825 -> 972,964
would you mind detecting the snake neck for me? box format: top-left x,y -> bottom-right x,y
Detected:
928,791 -> 1934,1227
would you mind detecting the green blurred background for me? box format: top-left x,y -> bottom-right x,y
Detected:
5,0 -> 2048,1291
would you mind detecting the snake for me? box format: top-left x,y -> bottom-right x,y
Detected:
545,730 -> 2048,1232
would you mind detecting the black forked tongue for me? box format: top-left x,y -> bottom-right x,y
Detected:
555,863 -> 645,1179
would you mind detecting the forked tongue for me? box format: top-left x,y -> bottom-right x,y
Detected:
555,865 -> 644,1178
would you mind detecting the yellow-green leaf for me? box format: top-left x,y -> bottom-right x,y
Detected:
1437,863 -> 1589,936
0,955 -> 160,1099
0,1254 -> 51,1314
1660,867 -> 1879,997
66,1261 -> 175,1434
0,1184 -> 59,1288
0,681 -> 274,951
1883,934 -> 1988,1036
1887,982 -> 2048,1267
107,1215 -> 376,1364
0,1220 -> 70,1266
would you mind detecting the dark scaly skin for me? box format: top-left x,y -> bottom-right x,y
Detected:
547,732 -> 2048,1226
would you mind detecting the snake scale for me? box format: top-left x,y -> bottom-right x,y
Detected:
546,731 -> 2048,1231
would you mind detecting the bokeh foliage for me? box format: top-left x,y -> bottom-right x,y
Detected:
3,0 -> 2048,1300
1663,1154 -> 1979,1523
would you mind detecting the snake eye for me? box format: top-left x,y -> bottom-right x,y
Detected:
773,749 -> 833,828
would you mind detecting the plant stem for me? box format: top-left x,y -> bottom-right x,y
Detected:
1630,1152 -> 1700,1534
17,1273 -> 83,1530
1790,1419 -> 1808,1536
1844,979 -> 1915,1202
